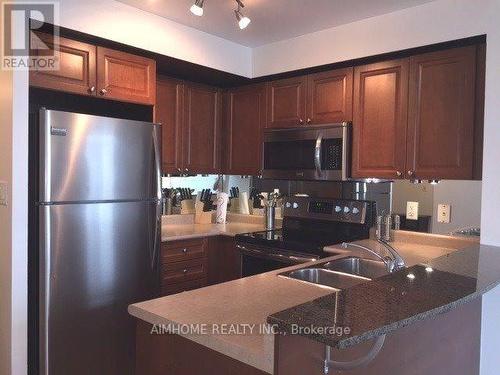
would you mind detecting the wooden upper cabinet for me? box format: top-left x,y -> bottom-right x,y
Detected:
352,59 -> 409,179
223,84 -> 266,175
266,76 -> 307,128
30,32 -> 96,96
306,68 -> 353,124
156,77 -> 184,174
96,47 -> 156,105
183,83 -> 221,174
407,46 -> 477,179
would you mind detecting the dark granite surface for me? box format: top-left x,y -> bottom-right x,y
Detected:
267,244 -> 500,349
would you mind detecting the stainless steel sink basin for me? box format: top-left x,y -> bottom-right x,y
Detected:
322,257 -> 388,279
283,268 -> 370,290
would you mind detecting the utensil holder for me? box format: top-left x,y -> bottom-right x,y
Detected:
180,199 -> 195,215
265,206 -> 276,231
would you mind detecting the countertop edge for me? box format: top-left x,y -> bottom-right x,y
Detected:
128,305 -> 274,374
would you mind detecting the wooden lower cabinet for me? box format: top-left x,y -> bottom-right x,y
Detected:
160,236 -> 241,296
274,299 -> 481,375
207,236 -> 242,285
136,321 -> 268,375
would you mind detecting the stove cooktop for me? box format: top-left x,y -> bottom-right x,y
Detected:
235,229 -> 337,258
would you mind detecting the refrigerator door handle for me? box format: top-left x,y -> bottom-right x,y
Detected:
152,125 -> 162,270
39,206 -> 51,375
152,125 -> 162,201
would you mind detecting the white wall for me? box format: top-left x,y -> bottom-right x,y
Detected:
0,14 -> 13,373
253,1 -> 500,373
55,0 -> 253,77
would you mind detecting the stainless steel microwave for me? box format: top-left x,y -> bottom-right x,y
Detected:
262,122 -> 351,181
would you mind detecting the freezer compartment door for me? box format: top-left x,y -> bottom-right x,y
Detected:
39,109 -> 161,203
39,201 -> 161,375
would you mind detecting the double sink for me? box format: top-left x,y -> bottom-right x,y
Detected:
280,256 -> 390,290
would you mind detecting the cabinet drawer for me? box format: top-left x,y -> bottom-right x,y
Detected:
162,239 -> 207,263
161,277 -> 208,296
162,258 -> 208,284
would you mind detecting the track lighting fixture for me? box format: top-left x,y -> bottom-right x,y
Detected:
190,0 -> 204,16
189,0 -> 251,30
234,0 -> 251,29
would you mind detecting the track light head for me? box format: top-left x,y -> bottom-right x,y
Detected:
190,0 -> 204,16
234,1 -> 250,29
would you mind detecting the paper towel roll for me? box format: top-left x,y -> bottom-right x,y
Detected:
215,192 -> 229,224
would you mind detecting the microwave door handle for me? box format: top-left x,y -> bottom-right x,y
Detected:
314,133 -> 323,176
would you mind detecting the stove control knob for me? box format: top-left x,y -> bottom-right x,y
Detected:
335,206 -> 342,213
343,206 -> 350,214
352,207 -> 360,215
293,202 -> 299,209
285,202 -> 291,208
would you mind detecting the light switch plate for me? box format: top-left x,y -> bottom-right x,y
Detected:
406,201 -> 419,220
0,181 -> 7,206
437,204 -> 451,223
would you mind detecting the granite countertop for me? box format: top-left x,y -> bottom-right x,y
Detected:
267,243 -> 500,349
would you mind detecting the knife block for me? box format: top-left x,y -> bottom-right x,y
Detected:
180,199 -> 195,215
194,202 -> 213,224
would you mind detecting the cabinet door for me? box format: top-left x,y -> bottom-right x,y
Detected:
266,76 -> 307,128
207,237 -> 241,285
407,46 -> 476,179
352,59 -> 409,179
223,84 -> 266,175
156,77 -> 183,174
183,83 -> 221,174
30,32 -> 96,96
307,68 -> 353,124
97,47 -> 156,105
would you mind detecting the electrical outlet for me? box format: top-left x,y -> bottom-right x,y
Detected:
0,181 -> 7,206
406,201 -> 419,220
437,204 -> 451,223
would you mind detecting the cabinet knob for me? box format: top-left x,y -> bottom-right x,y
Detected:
99,88 -> 108,96
306,118 -> 311,124
407,170 -> 414,177
299,118 -> 304,125
396,171 -> 402,177
183,269 -> 188,274
88,86 -> 96,94
182,248 -> 187,254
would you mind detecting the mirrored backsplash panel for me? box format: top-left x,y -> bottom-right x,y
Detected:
254,178 -> 481,237
392,180 -> 482,236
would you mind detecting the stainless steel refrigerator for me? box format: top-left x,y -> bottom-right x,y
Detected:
37,109 -> 161,375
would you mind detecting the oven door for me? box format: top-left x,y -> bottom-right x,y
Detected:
262,122 -> 351,181
236,243 -> 318,277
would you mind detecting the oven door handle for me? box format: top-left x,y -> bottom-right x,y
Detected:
314,133 -> 323,176
236,243 -> 317,264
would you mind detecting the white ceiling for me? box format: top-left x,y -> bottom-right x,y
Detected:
116,0 -> 437,47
